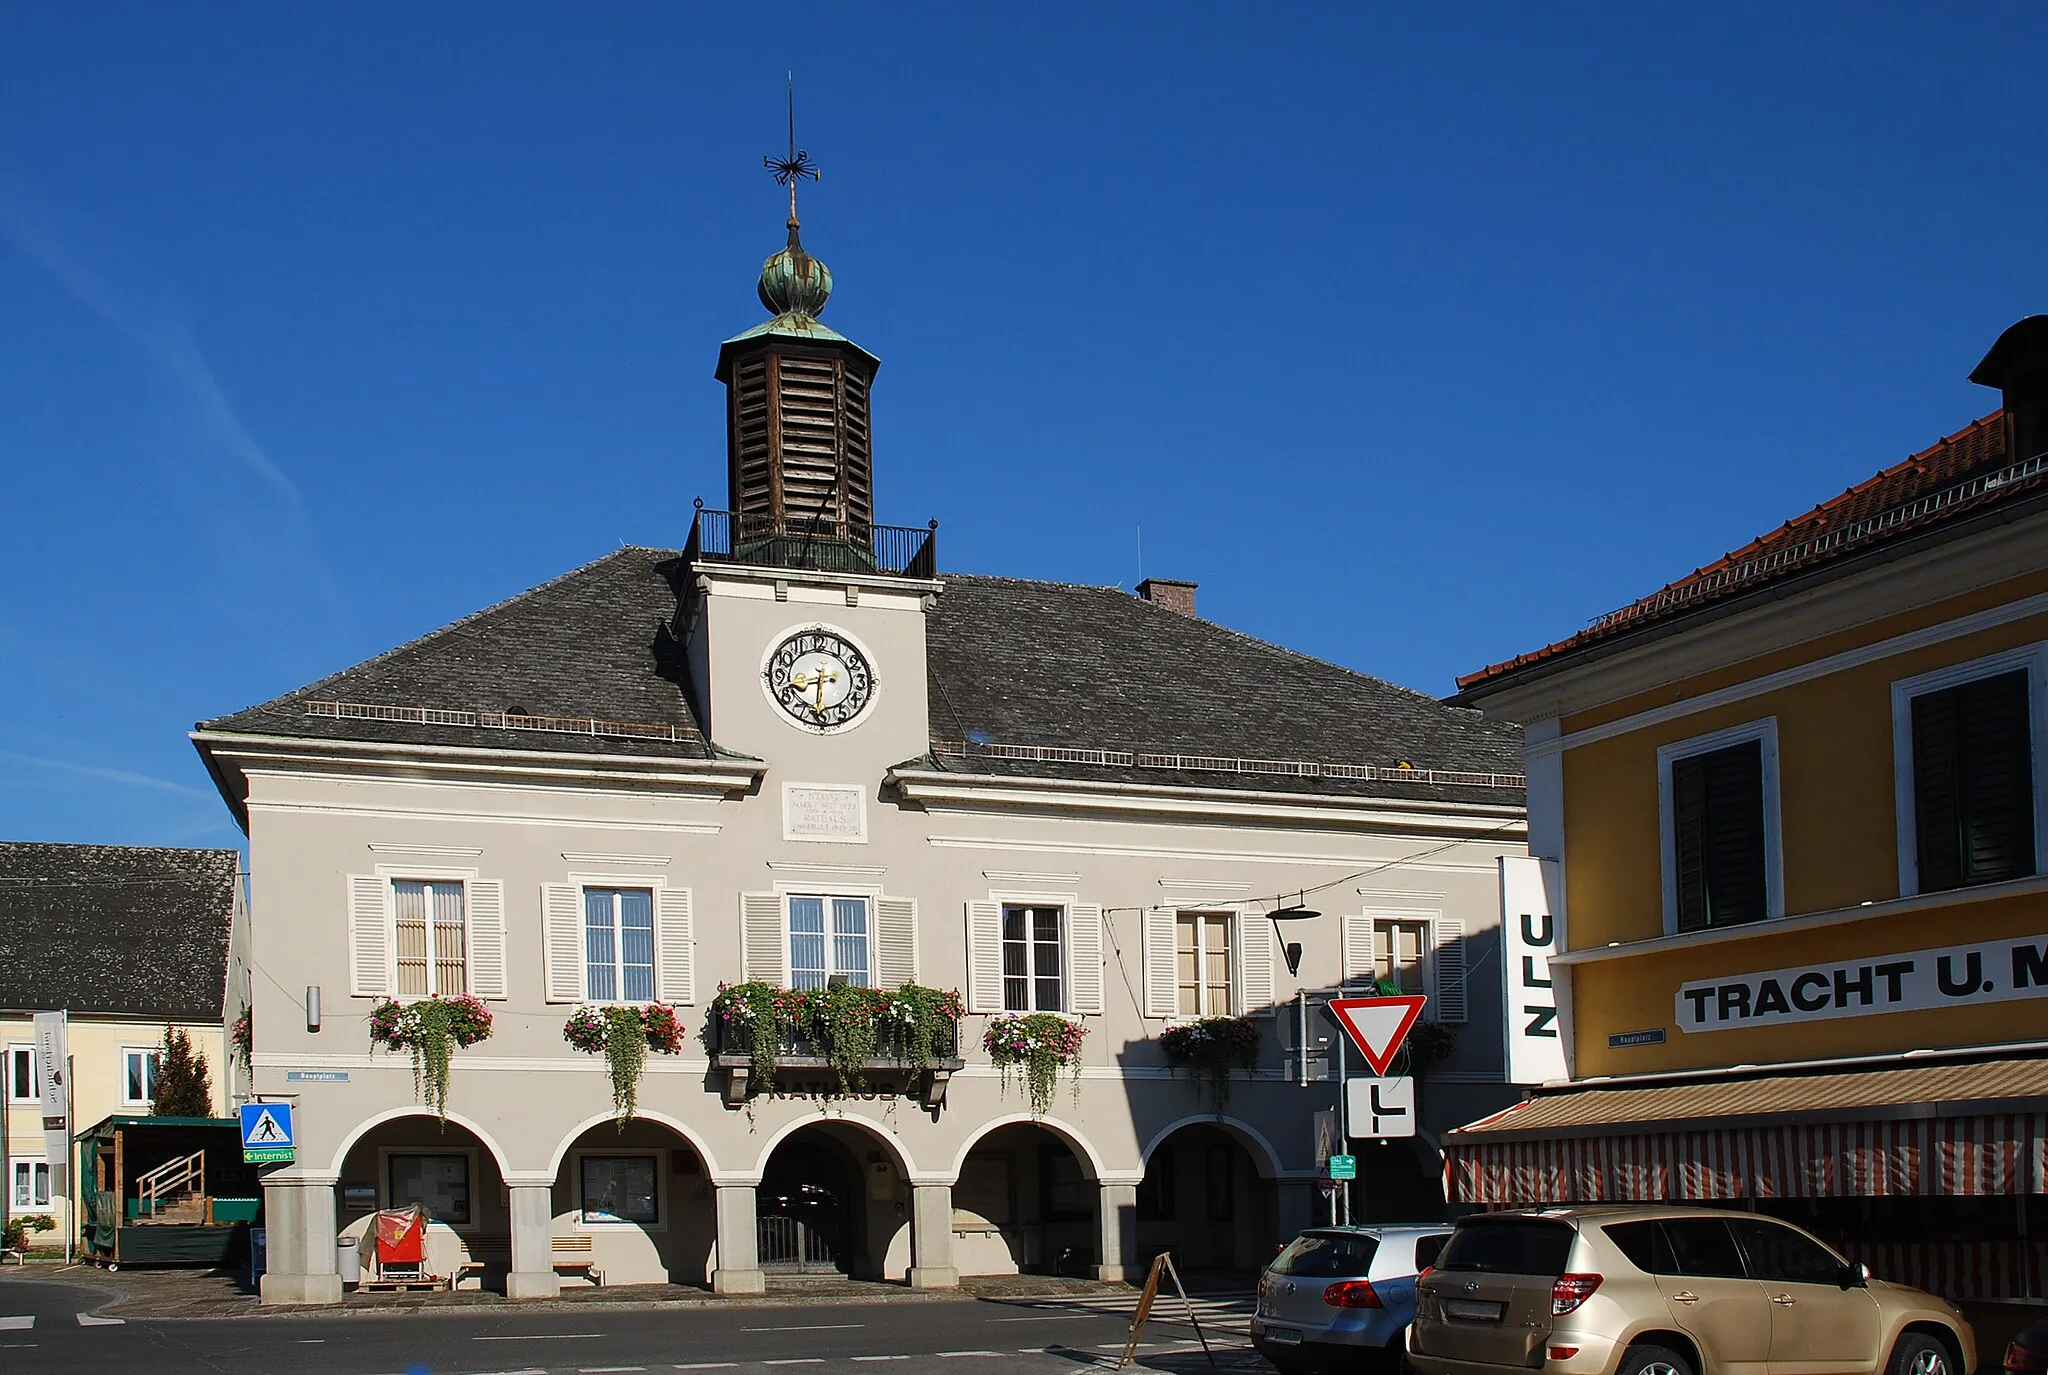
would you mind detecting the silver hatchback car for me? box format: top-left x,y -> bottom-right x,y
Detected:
1252,1225 -> 1455,1373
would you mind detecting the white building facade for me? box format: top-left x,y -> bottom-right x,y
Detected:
194,214 -> 1527,1304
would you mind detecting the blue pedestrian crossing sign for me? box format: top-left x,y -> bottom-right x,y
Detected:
240,1102 -> 296,1163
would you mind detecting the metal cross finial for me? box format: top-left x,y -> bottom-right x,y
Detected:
764,74 -> 821,224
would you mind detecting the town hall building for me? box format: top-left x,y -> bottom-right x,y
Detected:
194,195 -> 1528,1303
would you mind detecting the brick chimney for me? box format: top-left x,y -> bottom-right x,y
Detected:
1137,578 -> 1197,616
1971,314 -> 2048,464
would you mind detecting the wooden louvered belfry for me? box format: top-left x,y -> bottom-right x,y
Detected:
716,219 -> 880,541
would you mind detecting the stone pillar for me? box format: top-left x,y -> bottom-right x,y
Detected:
711,1182 -> 765,1295
1276,1179 -> 1315,1248
1094,1181 -> 1138,1283
505,1183 -> 561,1299
259,1179 -> 343,1306
908,1183 -> 958,1290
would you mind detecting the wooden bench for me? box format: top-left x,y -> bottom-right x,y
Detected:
452,1232 -> 604,1287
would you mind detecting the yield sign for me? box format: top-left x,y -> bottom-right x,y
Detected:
1328,996 -> 1428,1075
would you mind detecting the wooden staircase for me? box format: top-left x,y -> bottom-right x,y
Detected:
132,1149 -> 206,1225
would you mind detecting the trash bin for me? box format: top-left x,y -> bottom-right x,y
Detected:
336,1234 -> 361,1287
249,1227 -> 268,1289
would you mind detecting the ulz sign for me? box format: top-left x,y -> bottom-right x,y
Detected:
1677,933 -> 2048,1033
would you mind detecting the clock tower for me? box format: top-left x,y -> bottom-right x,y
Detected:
684,157 -> 938,775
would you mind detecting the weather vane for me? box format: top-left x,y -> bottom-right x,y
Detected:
764,75 -> 820,225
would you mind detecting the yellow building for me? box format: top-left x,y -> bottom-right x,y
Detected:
2,843 -> 246,1247
1446,316 -> 2048,1302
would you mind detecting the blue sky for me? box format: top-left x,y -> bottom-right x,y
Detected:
2,4 -> 2043,849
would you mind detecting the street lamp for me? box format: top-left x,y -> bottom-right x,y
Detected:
1267,896 -> 1322,977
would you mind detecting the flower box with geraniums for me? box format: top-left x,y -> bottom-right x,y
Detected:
368,994 -> 493,1122
1160,1015 -> 1260,1109
708,982 -> 965,1107
564,1003 -> 685,1126
3,1214 -> 55,1258
982,1013 -> 1086,1117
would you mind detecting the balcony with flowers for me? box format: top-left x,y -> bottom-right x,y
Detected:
708,982 -> 965,1108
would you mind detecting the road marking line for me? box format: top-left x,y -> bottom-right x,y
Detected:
746,1325 -> 865,1332
990,1314 -> 1097,1321
476,1333 -> 607,1340
0,1318 -> 32,1331
77,1314 -> 125,1326
1100,1343 -> 1158,1350
581,1368 -> 647,1372
937,1353 -> 1003,1359
297,1338 -> 327,1344
851,1357 -> 910,1363
675,1365 -> 739,1370
764,1360 -> 825,1366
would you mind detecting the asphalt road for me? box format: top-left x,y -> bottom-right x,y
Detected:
0,1277 -> 1269,1375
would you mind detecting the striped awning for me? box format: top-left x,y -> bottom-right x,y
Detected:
1445,1058 -> 2048,1205
1448,1114 -> 2048,1204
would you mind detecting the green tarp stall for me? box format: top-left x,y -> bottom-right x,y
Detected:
78,1115 -> 261,1269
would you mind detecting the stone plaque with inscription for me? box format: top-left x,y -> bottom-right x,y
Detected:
784,784 -> 867,842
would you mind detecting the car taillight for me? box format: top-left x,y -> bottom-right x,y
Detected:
1551,1274 -> 1602,1315
1324,1280 -> 1384,1308
1548,1348 -> 1581,1361
2008,1341 -> 2048,1373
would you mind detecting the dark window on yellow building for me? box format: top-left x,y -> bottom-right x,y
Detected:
1910,669 -> 2035,892
1671,741 -> 1768,931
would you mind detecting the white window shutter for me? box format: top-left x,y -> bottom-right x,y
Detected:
1238,914 -> 1275,1016
467,880 -> 507,999
1430,917 -> 1467,1023
1143,907 -> 1178,1018
348,875 -> 393,998
741,892 -> 787,986
655,888 -> 694,1004
1066,904 -> 1104,1016
542,884 -> 585,1003
877,896 -> 918,988
1342,913 -> 1375,987
965,901 -> 1004,1013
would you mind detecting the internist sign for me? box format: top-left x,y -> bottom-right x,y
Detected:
1677,932 -> 2048,1033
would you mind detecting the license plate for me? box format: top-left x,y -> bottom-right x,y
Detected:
1445,1298 -> 1505,1322
1263,1327 -> 1302,1346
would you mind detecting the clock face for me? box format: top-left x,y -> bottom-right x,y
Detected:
763,626 -> 876,732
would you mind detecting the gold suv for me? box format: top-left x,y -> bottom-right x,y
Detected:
1408,1206 -> 1973,1375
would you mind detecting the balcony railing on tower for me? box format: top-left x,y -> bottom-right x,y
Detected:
685,503 -> 937,578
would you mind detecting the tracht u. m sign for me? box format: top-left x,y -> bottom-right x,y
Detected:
1677,933 -> 2048,1032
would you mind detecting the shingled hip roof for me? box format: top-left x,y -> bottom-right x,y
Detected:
193,552 -> 1521,805
1459,410 -> 2035,691
0,842 -> 239,1022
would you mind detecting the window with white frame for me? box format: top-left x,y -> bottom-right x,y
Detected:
1002,904 -> 1064,1011
394,879 -> 467,996
1895,650 -> 2045,896
1659,720 -> 1781,934
580,1155 -> 659,1225
1175,911 -> 1233,1016
12,1159 -> 50,1209
5,1045 -> 36,1103
122,1047 -> 161,1106
585,887 -> 655,1002
1373,918 -> 1431,994
789,895 -> 871,990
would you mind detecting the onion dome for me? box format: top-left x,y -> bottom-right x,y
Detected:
758,219 -> 833,319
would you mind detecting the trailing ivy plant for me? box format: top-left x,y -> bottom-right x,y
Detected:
229,1007 -> 253,1072
564,1003 -> 685,1127
982,1012 -> 1087,1116
1159,1015 -> 1260,1109
889,983 -> 966,1078
369,994 -> 493,1123
709,982 -> 964,1100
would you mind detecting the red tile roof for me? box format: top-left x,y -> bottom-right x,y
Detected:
1458,409 -> 2034,690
